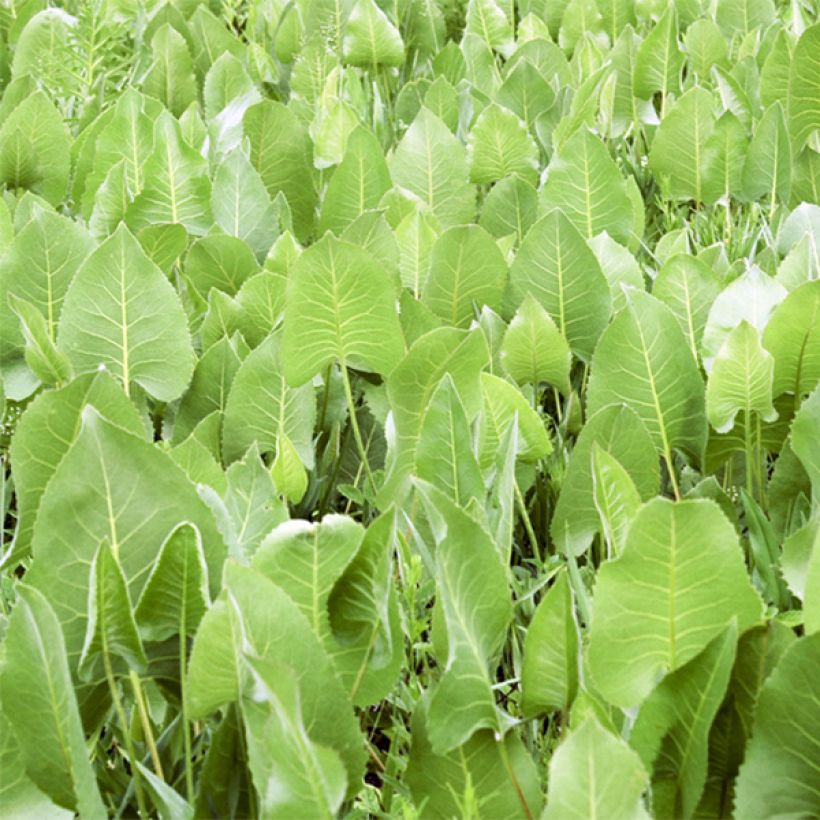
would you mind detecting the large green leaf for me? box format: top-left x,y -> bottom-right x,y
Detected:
742,102 -> 791,205
244,100 -> 317,242
241,657 -> 347,819
0,209 -> 93,399
0,90 -> 70,206
24,410 -> 225,680
633,4 -> 683,105
125,112 -> 213,236
4,371 -> 144,566
388,107 -> 475,229
57,223 -> 195,402
706,321 -> 777,434
629,623 -> 738,820
588,498 -> 762,707
187,562 -> 366,785
552,404 -> 659,556
342,0 -> 404,67
520,571 -> 578,716
222,331 -> 314,466
379,327 -> 489,505
543,716 -> 650,820
0,587 -> 106,818
587,289 -> 708,471
734,633 -> 820,817
319,127 -> 392,235
467,103 -> 538,185
508,210 -> 612,360
538,128 -> 634,245
415,482 -> 512,754
788,25 -> 820,151
142,23 -> 197,117
406,698 -> 543,819
281,234 -> 403,386
422,224 -> 507,327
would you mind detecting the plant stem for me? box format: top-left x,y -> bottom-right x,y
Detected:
497,733 -> 534,820
129,671 -> 164,781
179,632 -> 195,804
663,446 -> 681,501
744,410 -> 755,499
340,363 -> 376,496
104,651 -> 148,819
514,480 -> 540,564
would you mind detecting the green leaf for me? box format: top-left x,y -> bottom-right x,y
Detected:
184,234 -> 260,298
4,371 -> 144,567
467,103 -> 538,185
521,570 -> 579,716
211,148 -> 278,259
543,716 -> 650,820
187,562 -> 366,785
508,210 -> 612,361
342,0 -> 404,67
587,289 -> 708,469
327,511 -> 403,705
591,444 -> 642,559
7,294 -> 73,387
588,498 -> 762,708
142,23 -> 197,117
241,657 -> 347,819
125,112 -> 212,236
244,100 -> 317,243
715,0 -> 774,36
134,523 -> 210,643
79,539 -> 148,682
57,223 -> 195,402
319,127 -> 392,235
422,225 -> 507,327
648,87 -> 721,204
388,107 -> 475,229
734,633 -> 820,817
24,409 -> 225,680
0,209 -> 92,399
134,762 -> 194,820
791,384 -> 820,499
253,515 -> 364,646
538,128 -> 634,245
0,90 -> 70,206
652,254 -> 722,364
588,232 -> 645,314
478,173 -> 538,242
706,321 -> 777,434
222,331 -> 316,466
201,445 -> 288,561
762,279 -> 820,398
380,327 -> 489,505
0,586 -> 106,818
633,4 -> 683,103
500,293 -> 571,394
552,405 -> 659,556
281,234 -> 403,386
465,0 -> 514,57
406,700 -> 543,819
414,481 -> 512,753
788,25 -> 820,151
743,102 -> 791,204
629,623 -> 738,820
271,432 -> 309,503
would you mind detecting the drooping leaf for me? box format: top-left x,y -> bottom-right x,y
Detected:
588,498 -> 762,707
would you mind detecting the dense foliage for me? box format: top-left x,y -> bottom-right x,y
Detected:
0,0 -> 819,817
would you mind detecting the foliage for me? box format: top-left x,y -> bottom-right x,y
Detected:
1,0 -> 819,817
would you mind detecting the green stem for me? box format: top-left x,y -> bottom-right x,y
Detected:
129,671 -> 164,781
340,363 -> 376,496
180,632 -> 195,804
104,651 -> 148,819
497,734 -> 534,820
664,447 -> 681,501
744,410 -> 755,500
514,480 -> 540,564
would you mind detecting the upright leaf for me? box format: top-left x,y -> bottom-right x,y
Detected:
342,0 -> 404,67
58,223 -> 195,401
281,235 -> 403,385
142,23 -> 197,117
788,25 -> 820,151
0,587 -> 106,818
466,103 -> 538,185
588,498 -> 762,707
508,210 -> 612,360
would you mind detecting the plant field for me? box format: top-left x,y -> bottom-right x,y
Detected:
1,0 -> 820,817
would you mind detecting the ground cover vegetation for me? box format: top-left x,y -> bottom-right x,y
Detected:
0,0 -> 819,816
